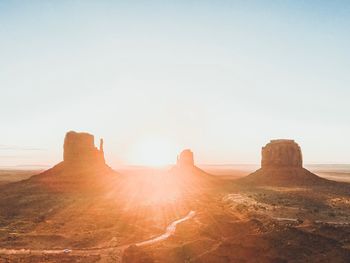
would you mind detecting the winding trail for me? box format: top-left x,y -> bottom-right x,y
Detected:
0,211 -> 196,256
135,210 -> 196,246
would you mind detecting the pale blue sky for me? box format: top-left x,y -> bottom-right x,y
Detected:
1,1 -> 350,167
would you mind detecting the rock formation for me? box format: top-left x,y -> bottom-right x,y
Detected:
63,131 -> 105,168
261,140 -> 302,168
171,149 -> 215,187
32,131 -> 112,188
176,149 -> 194,167
241,139 -> 325,186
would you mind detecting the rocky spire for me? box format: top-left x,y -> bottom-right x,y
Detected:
100,138 -> 104,152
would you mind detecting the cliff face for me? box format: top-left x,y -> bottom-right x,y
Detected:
176,149 -> 194,167
63,131 -> 105,168
261,140 -> 302,168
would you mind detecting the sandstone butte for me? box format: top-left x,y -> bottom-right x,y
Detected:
30,131 -> 113,189
241,139 -> 326,186
176,149 -> 195,167
63,131 -> 106,170
171,149 -> 215,188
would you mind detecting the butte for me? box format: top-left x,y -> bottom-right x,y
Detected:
29,131 -> 116,191
240,139 -> 328,186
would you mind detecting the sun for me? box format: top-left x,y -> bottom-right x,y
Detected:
127,137 -> 178,167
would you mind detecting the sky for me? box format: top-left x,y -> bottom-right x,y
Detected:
1,0 -> 350,168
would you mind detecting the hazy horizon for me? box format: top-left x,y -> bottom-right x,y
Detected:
3,163 -> 350,173
1,1 -> 350,167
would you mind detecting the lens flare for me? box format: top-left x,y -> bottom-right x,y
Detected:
127,137 -> 178,167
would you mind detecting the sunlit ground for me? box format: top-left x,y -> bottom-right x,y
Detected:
1,165 -> 350,263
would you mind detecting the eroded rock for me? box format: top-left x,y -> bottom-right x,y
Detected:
63,131 -> 105,168
176,149 -> 194,167
261,139 -> 303,168
241,139 -> 325,186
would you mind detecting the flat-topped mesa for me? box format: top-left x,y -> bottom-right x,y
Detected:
176,149 -> 194,167
261,139 -> 303,169
63,131 -> 105,168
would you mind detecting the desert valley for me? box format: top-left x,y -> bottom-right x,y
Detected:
2,2 -> 350,262
0,131 -> 349,263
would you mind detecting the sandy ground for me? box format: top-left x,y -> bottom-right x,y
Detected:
0,166 -> 349,262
